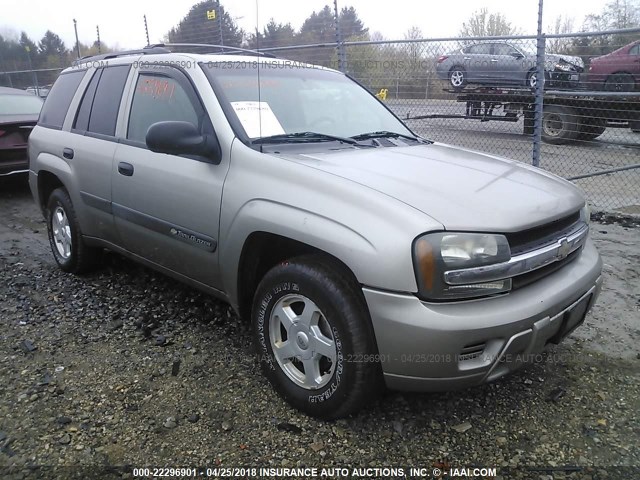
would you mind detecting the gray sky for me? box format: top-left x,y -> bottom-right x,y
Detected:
0,0 -> 607,49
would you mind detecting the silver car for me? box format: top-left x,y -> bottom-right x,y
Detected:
435,41 -> 584,90
29,47 -> 602,419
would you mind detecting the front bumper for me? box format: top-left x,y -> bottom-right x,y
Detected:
364,239 -> 602,391
548,70 -> 581,89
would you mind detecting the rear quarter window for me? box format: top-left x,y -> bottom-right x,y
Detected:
38,70 -> 85,129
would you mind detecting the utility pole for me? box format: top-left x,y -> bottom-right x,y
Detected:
96,25 -> 101,54
73,19 -> 81,58
532,0 -> 545,167
333,0 -> 346,72
144,15 -> 150,46
25,45 -> 39,94
218,1 -> 224,46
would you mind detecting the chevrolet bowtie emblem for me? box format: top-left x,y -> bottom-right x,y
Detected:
557,238 -> 571,260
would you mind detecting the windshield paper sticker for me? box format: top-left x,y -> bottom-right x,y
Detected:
231,101 -> 285,138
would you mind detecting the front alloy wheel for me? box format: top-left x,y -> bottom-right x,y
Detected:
269,294 -> 336,390
252,255 -> 381,419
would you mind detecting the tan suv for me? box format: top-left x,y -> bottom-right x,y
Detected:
29,46 -> 602,419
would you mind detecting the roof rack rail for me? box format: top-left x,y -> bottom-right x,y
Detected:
72,46 -> 171,66
150,43 -> 276,58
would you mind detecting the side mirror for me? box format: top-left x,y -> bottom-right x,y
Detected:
511,53 -> 524,59
146,121 -> 222,164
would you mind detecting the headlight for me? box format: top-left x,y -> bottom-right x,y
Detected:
413,232 -> 511,301
554,62 -> 574,72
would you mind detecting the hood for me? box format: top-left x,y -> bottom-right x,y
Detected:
276,143 -> 584,233
546,53 -> 584,69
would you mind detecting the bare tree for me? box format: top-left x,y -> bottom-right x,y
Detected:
546,15 -> 575,53
459,8 -> 520,38
573,0 -> 640,57
403,26 -> 423,64
603,0 -> 640,30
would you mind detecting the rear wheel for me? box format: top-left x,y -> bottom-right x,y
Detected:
542,105 -> 579,144
449,67 -> 467,91
577,117 -> 606,141
252,255 -> 380,419
46,188 -> 102,273
604,73 -> 635,92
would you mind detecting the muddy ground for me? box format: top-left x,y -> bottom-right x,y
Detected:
0,176 -> 638,480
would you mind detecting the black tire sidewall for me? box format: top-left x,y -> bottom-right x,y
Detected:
605,74 -> 634,92
253,262 -> 371,418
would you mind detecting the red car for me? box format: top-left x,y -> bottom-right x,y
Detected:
0,87 -> 43,176
588,39 -> 640,91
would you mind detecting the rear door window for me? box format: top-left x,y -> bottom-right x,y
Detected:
73,69 -> 102,132
72,65 -> 130,136
468,44 -> 492,55
88,66 -> 130,136
493,44 -> 518,56
38,70 -> 85,129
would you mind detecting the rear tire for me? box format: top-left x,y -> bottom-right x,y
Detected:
577,118 -> 606,141
46,188 -> 102,273
542,105 -> 579,145
449,67 -> 467,91
252,255 -> 381,419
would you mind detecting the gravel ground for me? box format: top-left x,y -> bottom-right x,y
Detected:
0,177 -> 638,480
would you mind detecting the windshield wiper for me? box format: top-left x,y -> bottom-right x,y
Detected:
253,131 -> 368,146
350,130 -> 425,142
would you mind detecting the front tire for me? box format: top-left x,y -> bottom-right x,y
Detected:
252,255 -> 380,419
527,70 -> 549,91
46,188 -> 101,273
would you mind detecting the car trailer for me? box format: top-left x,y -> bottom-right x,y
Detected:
406,87 -> 640,145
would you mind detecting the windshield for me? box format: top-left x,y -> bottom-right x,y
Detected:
203,60 -> 414,141
0,94 -> 44,115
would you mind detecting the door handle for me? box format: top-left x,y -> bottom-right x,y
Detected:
118,162 -> 134,176
63,148 -> 74,159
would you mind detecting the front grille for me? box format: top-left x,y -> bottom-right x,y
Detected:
512,248 -> 581,290
506,211 -> 581,255
505,211 -> 584,291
